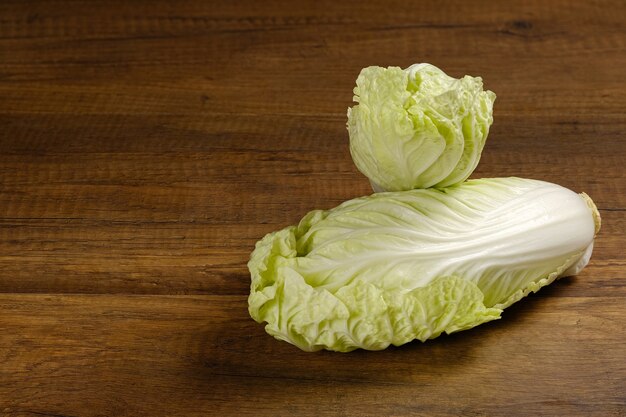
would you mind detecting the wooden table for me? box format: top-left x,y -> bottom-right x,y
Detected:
1,1 -> 624,416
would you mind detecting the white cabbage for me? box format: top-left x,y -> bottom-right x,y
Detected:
248,178 -> 600,352
348,63 -> 496,191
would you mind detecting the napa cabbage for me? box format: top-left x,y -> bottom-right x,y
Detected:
347,63 -> 496,192
248,178 -> 600,352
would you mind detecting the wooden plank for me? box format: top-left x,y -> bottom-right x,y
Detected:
1,0 -> 622,31
0,211 -> 622,296
1,48 -> 623,117
0,293 -> 624,417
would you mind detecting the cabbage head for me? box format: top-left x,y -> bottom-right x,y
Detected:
347,63 -> 496,192
248,178 -> 600,352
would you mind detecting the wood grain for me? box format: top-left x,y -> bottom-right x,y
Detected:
1,292 -> 625,417
0,0 -> 625,416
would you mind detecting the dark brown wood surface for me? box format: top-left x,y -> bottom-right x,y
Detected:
1,1 -> 625,416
